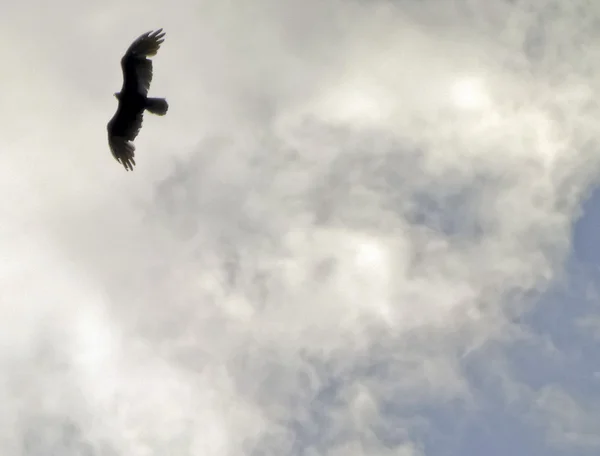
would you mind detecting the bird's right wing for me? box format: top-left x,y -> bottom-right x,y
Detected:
108,101 -> 144,141
108,135 -> 136,171
107,103 -> 145,171
120,29 -> 165,96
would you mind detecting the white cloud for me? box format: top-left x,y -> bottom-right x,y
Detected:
1,0 -> 600,455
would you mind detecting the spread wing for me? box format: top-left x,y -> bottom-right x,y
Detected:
107,105 -> 144,171
121,29 -> 165,96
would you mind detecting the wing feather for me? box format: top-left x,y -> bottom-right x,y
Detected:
120,29 -> 165,96
108,135 -> 136,171
107,102 -> 144,171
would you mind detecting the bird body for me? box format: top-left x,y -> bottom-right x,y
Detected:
107,29 -> 168,171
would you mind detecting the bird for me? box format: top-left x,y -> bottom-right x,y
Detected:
107,29 -> 169,171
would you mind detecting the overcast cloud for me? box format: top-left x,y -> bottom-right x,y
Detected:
1,0 -> 600,455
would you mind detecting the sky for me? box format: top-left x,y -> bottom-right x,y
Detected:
1,0 -> 600,455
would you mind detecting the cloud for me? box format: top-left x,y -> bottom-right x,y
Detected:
532,386 -> 600,449
1,0 -> 600,455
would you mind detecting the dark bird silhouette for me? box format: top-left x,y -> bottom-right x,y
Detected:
107,29 -> 168,171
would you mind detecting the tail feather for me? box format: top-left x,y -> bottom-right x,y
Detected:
145,97 -> 169,115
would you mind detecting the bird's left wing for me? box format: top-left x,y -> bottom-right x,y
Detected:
120,29 -> 166,96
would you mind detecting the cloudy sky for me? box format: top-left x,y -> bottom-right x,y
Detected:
1,0 -> 600,454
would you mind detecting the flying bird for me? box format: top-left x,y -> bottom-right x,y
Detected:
107,29 -> 169,171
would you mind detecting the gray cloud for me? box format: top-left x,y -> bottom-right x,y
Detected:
1,0 -> 600,455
